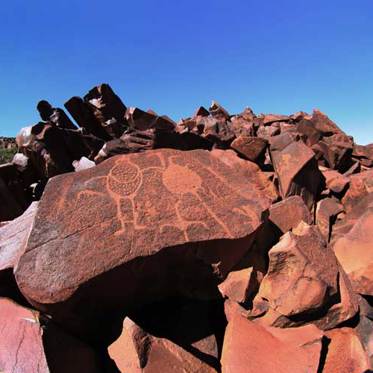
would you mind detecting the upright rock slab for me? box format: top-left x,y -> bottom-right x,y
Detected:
342,169 -> 373,212
333,206 -> 373,296
0,202 -> 38,301
15,148 -> 276,340
271,140 -> 323,209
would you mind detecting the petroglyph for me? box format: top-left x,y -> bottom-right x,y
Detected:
162,164 -> 202,195
16,149 -> 276,304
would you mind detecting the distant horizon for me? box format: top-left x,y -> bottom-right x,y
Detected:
1,0 -> 372,144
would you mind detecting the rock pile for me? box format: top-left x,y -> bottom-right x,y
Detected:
0,83 -> 372,372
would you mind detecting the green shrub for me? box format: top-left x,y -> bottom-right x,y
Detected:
0,147 -> 17,164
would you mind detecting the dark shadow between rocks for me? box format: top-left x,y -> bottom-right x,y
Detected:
316,336 -> 331,373
0,269 -> 30,307
128,296 -> 227,371
23,234 -> 256,349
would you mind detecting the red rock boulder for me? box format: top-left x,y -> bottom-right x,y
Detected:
221,305 -> 322,373
251,222 -> 358,329
268,195 -> 312,234
0,202 -> 38,302
0,298 -> 102,373
323,327 -> 371,373
333,206 -> 373,296
109,318 -> 218,372
15,148 -> 276,342
271,140 -> 323,209
342,169 -> 373,212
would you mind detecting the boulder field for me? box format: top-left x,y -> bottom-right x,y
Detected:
0,83 -> 372,372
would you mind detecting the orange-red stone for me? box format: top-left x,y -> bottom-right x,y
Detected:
15,149 -> 276,338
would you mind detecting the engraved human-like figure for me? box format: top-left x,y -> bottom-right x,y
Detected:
106,159 -> 142,236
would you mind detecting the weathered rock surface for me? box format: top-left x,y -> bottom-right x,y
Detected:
230,136 -> 267,162
268,195 -> 312,233
0,298 -> 102,373
323,327 -> 371,373
333,206 -> 373,296
15,148 -> 275,340
321,168 -> 350,194
251,222 -> 358,329
0,202 -> 37,302
0,202 -> 38,269
218,267 -> 258,305
342,169 -> 373,212
316,197 -> 343,241
109,318 -> 219,372
221,304 -> 322,373
271,140 -> 323,208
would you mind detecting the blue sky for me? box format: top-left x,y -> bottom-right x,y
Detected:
1,0 -> 372,144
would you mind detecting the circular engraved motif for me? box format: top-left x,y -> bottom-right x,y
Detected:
108,161 -> 141,196
162,164 -> 202,194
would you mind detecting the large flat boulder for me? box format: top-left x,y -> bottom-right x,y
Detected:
15,148 -> 276,341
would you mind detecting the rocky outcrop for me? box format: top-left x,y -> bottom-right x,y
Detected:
0,83 -> 372,372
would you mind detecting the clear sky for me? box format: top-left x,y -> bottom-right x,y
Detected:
1,0 -> 372,144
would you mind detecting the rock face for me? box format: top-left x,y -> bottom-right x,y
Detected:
230,136 -> 267,162
15,148 -> 275,339
270,140 -> 323,208
268,196 -> 312,234
0,202 -> 38,302
0,298 -> 49,373
342,169 -> 373,212
109,318 -> 219,372
0,298 -> 102,373
2,84 -> 373,372
221,305 -> 322,373
316,197 -> 343,241
323,328 -> 371,373
333,206 -> 373,296
251,222 -> 358,330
